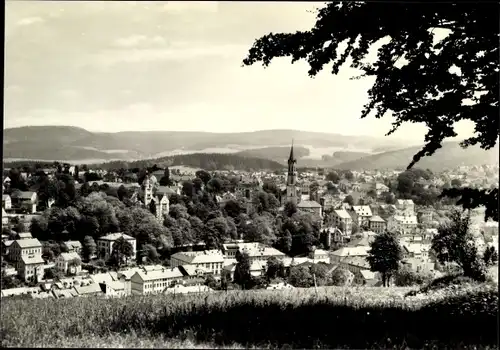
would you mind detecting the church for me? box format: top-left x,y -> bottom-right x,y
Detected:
280,142 -> 323,218
142,176 -> 170,222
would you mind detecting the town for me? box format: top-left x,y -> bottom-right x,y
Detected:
1,143 -> 498,299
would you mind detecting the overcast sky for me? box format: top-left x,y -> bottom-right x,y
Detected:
5,1 -> 474,140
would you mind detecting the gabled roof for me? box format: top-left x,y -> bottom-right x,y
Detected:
58,252 -> 81,262
369,215 -> 385,223
297,200 -> 321,208
334,209 -> 352,219
13,191 -> 37,200
171,250 -> 225,264
352,205 -> 372,217
74,283 -> 103,295
14,238 -> 42,249
2,194 -> 10,201
98,232 -> 135,241
21,255 -> 45,265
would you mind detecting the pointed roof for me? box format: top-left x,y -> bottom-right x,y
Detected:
288,140 -> 296,163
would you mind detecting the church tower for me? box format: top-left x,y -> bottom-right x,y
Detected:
286,140 -> 299,205
143,175 -> 153,206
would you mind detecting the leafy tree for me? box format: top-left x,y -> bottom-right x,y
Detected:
266,256 -> 285,281
344,171 -> 354,181
393,264 -> 433,286
331,268 -> 354,287
310,263 -> 332,286
432,210 -> 487,281
483,246 -> 498,266
343,195 -> 354,207
82,235 -> 96,261
284,201 -> 298,217
326,172 -> 340,184
233,250 -> 252,289
451,178 -> 462,188
204,275 -> 219,290
108,237 -> 135,267
367,232 -> 402,287
220,269 -> 232,291
288,265 -> 313,288
196,170 -> 212,186
243,1 -> 498,222
159,167 -> 172,186
224,199 -> 245,218
149,200 -> 157,217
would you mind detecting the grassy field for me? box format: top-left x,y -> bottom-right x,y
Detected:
1,284 -> 497,349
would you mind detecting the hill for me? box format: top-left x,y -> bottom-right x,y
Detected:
335,142 -> 499,171
235,146 -> 310,163
96,153 -> 285,171
3,126 -> 411,161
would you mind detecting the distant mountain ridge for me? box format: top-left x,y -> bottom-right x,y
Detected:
334,142 -> 499,171
3,125 -> 411,162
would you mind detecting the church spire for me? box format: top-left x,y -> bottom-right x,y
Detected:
288,139 -> 295,163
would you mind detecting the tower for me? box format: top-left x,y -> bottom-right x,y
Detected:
143,176 -> 153,206
286,140 -> 299,205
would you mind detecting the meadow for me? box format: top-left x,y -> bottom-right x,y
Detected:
1,284 -> 497,349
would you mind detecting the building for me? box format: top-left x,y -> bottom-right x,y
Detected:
350,205 -> 373,227
308,248 -> 330,263
170,250 -> 225,276
2,194 -> 12,210
297,200 -> 323,217
2,208 -> 9,226
143,176 -> 170,222
330,246 -> 370,263
281,142 -> 301,205
387,215 -> 418,234
63,241 -> 82,255
368,215 -> 387,234
9,238 -> 42,264
222,242 -> 286,264
417,209 -> 433,224
130,267 -> 184,295
11,191 -> 38,213
55,252 -> 82,275
97,233 -> 137,261
331,209 -> 353,236
18,255 -> 45,282
396,199 -> 415,216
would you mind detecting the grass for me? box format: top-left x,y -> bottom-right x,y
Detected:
1,284 -> 497,349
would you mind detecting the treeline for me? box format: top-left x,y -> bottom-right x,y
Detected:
95,153 -> 285,171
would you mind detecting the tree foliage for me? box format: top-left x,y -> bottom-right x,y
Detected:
432,210 -> 487,281
243,2 -> 499,221
367,232 -> 402,287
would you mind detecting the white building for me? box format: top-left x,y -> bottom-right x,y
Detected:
97,233 -> 136,261
55,252 -> 82,275
222,242 -> 286,264
387,215 -> 418,235
170,250 -> 225,276
130,267 -> 184,295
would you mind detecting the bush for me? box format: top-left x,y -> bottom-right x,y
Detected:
1,285 -> 497,349
394,265 -> 433,287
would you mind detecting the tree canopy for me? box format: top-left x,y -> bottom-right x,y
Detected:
243,2 -> 499,221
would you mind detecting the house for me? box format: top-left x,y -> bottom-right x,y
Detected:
74,283 -> 104,298
1,287 -> 41,298
170,250 -> 224,275
178,264 -> 211,280
354,269 -> 379,286
350,205 -> 373,227
297,200 -> 323,217
387,215 -> 418,235
18,255 -> 45,282
339,256 -> 371,275
2,194 -> 12,210
63,241 -> 82,254
374,183 -> 389,196
97,232 -> 136,261
368,215 -> 386,234
222,242 -> 286,264
2,208 -> 9,226
330,246 -> 370,263
402,243 -> 431,260
55,252 -> 82,275
266,282 -> 295,290
11,191 -> 38,213
223,259 -> 267,279
308,248 -> 330,263
417,209 -> 433,224
15,232 -> 33,240
331,209 -> 353,236
99,280 -> 128,298
396,199 -> 415,216
9,238 -> 42,265
130,267 -> 184,295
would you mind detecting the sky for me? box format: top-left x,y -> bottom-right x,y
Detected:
5,1 -> 475,141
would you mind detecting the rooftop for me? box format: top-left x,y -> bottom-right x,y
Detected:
98,232 -> 135,241
15,238 -> 42,249
132,267 -> 184,282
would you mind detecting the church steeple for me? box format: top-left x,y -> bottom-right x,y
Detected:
288,139 -> 296,163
